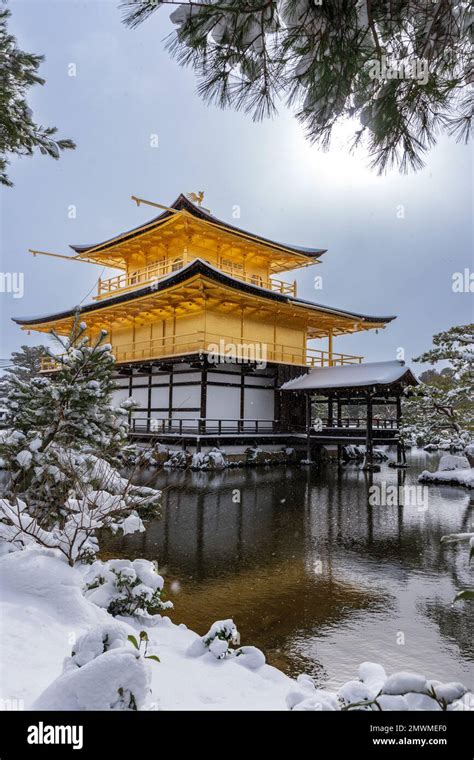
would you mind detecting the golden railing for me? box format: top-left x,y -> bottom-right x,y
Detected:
40,334 -> 362,372
112,331 -> 363,368
95,258 -> 297,299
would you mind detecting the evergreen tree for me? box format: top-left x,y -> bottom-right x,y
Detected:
120,0 -> 473,173
401,323 -> 474,446
0,8 -> 75,187
0,344 -> 45,393
0,319 -> 149,518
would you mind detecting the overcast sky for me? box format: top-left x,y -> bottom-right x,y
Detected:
1,0 -> 472,371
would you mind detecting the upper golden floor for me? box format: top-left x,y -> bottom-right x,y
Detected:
67,193 -> 325,302
95,252 -> 297,300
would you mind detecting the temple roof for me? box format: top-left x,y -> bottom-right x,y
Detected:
69,193 -> 327,261
13,258 -> 395,329
280,361 -> 418,392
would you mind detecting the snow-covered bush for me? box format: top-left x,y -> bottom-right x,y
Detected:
342,445 -> 388,462
0,490 -> 149,565
245,446 -> 266,464
401,325 -> 474,447
286,662 -> 472,711
191,447 -> 227,470
186,619 -> 265,669
187,619 -> 240,659
32,623 -> 154,711
163,450 -> 192,469
84,559 -> 173,620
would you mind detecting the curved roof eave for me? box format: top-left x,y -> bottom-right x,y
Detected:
69,194 -> 327,260
12,259 -> 396,327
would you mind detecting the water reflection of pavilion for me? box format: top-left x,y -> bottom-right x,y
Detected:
102,463 -> 473,678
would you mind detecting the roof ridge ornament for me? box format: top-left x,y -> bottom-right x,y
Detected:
186,191 -> 211,213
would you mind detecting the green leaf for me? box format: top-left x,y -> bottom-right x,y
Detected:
127,634 -> 139,650
145,655 -> 160,663
453,589 -> 474,603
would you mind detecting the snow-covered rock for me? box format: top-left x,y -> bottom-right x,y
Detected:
359,661 -> 386,696
382,671 -> 427,695
419,467 -> 474,488
438,454 -> 471,471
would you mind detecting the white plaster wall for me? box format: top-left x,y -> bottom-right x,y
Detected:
173,384 -> 200,408
244,388 -> 275,420
207,385 -> 241,420
150,386 -> 169,407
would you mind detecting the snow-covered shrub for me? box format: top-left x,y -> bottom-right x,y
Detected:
163,450 -> 192,469
84,559 -> 173,621
187,619 -> 240,659
401,325 -> 474,448
116,444 -> 143,467
233,646 -> 266,670
0,490 -> 149,565
342,445 -> 388,462
464,441 -> 474,459
245,446 -> 269,465
32,622 -> 153,711
186,619 -> 265,668
286,663 -> 471,711
191,448 -> 227,470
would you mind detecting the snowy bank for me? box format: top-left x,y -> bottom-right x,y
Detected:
0,548 -> 472,711
419,454 -> 474,489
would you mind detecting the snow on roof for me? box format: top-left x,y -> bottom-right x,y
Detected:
280,361 -> 417,391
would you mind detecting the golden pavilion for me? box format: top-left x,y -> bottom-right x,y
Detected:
14,192 -> 416,461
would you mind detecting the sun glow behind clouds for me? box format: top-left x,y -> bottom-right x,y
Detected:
289,118 -> 383,188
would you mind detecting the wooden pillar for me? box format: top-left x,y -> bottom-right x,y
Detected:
240,365 -> 245,421
396,394 -> 406,465
328,329 -> 334,366
200,366 -> 207,436
337,398 -> 342,427
328,396 -> 334,427
306,392 -> 312,462
168,364 -> 173,421
365,392 -> 374,469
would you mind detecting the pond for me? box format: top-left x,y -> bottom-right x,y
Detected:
102,449 -> 474,688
